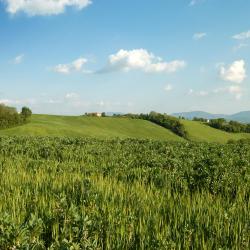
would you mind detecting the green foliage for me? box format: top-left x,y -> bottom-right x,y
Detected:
21,106 -> 32,119
193,117 -> 208,122
119,111 -> 188,138
147,111 -> 188,138
0,137 -> 249,249
0,104 -> 32,129
209,118 -> 250,133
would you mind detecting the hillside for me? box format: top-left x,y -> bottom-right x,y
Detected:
0,114 -> 182,141
173,111 -> 250,123
1,114 -> 250,143
182,119 -> 250,143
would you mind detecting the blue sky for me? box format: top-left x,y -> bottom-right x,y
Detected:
0,0 -> 250,115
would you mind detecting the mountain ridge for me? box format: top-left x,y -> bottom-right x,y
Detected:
172,111 -> 250,123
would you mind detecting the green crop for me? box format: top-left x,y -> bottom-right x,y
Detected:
0,137 -> 249,249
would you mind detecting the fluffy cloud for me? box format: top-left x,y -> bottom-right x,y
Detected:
165,84 -> 173,92
3,0 -> 92,16
101,49 -> 186,74
213,86 -> 243,100
53,57 -> 87,74
219,60 -> 246,84
188,89 -> 209,97
0,98 -> 36,105
233,43 -> 248,52
0,99 -> 21,105
65,92 -> 80,101
228,85 -> 243,100
233,30 -> 250,40
189,86 -> 243,100
11,54 -> 24,64
189,0 -> 205,6
193,33 -> 207,40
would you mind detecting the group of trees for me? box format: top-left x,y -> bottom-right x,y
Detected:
208,118 -> 250,133
0,104 -> 32,129
193,117 -> 208,122
192,116 -> 250,133
117,111 -> 188,138
84,112 -> 106,117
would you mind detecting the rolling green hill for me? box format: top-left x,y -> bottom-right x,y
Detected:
0,114 -> 250,143
182,119 -> 250,143
0,114 -> 182,141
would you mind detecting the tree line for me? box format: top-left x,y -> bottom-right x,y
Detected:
0,104 -> 32,129
115,111 -> 188,138
208,118 -> 250,133
192,117 -> 250,133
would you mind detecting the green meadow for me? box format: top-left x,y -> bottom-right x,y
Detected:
0,114 -> 182,141
1,114 -> 250,143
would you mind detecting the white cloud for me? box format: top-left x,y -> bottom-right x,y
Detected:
233,43 -> 248,52
193,33 -> 207,40
228,85 -> 243,100
233,30 -> 250,40
187,89 -> 208,97
65,92 -> 79,100
164,84 -> 173,92
188,89 -> 194,95
53,57 -> 87,74
197,90 -> 209,96
213,86 -> 243,100
45,99 -> 62,104
11,54 -> 24,64
101,49 -> 186,74
189,86 -> 244,100
219,60 -> 246,84
0,98 -> 36,106
3,0 -> 92,16
0,99 -> 20,105
189,0 -> 205,6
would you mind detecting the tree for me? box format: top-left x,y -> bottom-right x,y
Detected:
21,107 -> 32,120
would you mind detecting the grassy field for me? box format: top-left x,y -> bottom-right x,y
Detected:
0,114 -> 182,141
0,137 -> 249,249
182,119 -> 250,143
0,114 -> 250,143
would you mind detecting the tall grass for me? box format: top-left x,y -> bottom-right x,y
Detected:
0,137 -> 249,249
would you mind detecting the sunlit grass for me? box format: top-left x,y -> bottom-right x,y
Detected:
0,137 -> 249,249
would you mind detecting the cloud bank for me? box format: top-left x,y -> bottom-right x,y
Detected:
3,0 -> 92,16
100,49 -> 186,74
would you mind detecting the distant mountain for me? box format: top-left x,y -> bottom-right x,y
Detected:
229,111 -> 250,123
172,111 -> 250,123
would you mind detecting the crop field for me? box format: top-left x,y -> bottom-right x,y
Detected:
0,137 -> 249,249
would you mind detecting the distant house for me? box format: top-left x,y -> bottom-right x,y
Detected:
207,119 -> 210,123
85,112 -> 102,117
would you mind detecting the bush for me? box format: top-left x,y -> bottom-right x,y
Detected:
0,104 -> 32,129
21,107 -> 32,120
